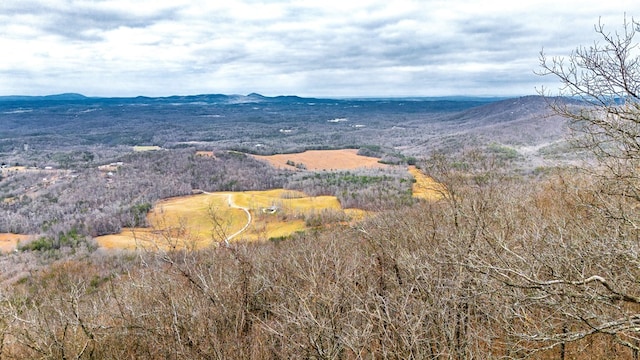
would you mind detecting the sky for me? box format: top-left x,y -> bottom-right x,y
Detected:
0,0 -> 637,98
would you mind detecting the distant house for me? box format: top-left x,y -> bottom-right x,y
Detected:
263,206 -> 278,214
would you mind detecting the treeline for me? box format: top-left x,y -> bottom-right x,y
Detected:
0,155 -> 637,358
286,169 -> 414,210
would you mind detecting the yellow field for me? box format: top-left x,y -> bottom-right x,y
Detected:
0,166 -> 27,174
232,189 -> 341,212
133,145 -> 162,152
253,150 -> 445,201
343,208 -> 370,222
409,166 -> 447,201
195,151 -> 215,157
252,149 -> 388,170
0,233 -> 31,253
96,190 -> 351,250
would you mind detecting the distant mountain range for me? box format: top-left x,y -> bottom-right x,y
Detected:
0,92 -> 578,168
0,93 -> 510,105
0,93 -> 90,101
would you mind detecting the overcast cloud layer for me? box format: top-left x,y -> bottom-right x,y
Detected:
0,0 -> 637,97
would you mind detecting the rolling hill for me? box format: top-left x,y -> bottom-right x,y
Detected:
0,93 -> 577,169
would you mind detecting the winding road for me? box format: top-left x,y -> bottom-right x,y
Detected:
225,194 -> 252,243
199,191 -> 252,244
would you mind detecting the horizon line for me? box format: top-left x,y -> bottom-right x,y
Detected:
0,92 -> 528,100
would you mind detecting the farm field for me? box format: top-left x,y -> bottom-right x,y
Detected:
133,145 -> 162,152
96,189 -> 348,250
195,150 -> 215,157
5,148 -> 444,252
96,167 -> 444,250
408,166 -> 447,201
252,149 -> 389,170
0,233 -> 31,253
254,150 -> 445,201
0,166 -> 28,174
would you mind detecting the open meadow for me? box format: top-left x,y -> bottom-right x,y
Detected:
0,233 -> 31,253
96,189 -> 347,249
252,148 -> 389,170
408,165 -> 447,201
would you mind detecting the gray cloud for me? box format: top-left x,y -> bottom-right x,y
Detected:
0,0 -> 637,97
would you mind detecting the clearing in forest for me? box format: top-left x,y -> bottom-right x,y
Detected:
409,166 -> 447,201
133,145 -> 162,152
0,233 -> 31,253
254,149 -> 445,200
96,189 -> 348,250
252,149 -> 388,170
0,166 -> 27,174
195,151 -> 215,157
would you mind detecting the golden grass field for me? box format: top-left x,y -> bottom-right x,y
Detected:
0,233 -> 31,253
252,149 -> 389,170
5,151 -> 446,252
408,166 -> 447,201
96,169 -> 445,250
96,190 -> 347,250
195,150 -> 215,157
0,166 -> 27,174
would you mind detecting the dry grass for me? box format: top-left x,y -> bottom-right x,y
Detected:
0,166 -> 28,174
238,190 -> 343,240
133,145 -> 162,152
233,189 -> 341,212
253,149 -> 447,201
409,166 -> 447,201
253,149 -> 389,170
96,163 -> 449,250
97,193 -> 244,250
195,150 -> 215,158
149,193 -> 248,238
96,190 -> 353,249
0,233 -> 32,253
344,208 -> 371,221
96,228 -> 211,251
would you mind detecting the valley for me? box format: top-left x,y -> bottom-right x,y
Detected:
4,93 -> 630,359
2,94 -> 561,252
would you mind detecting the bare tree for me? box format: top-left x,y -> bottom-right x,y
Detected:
470,16 -> 640,356
538,16 -> 640,221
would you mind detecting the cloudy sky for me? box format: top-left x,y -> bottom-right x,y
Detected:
0,0 -> 637,97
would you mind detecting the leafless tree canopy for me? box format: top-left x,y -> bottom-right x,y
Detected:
539,17 -> 640,166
